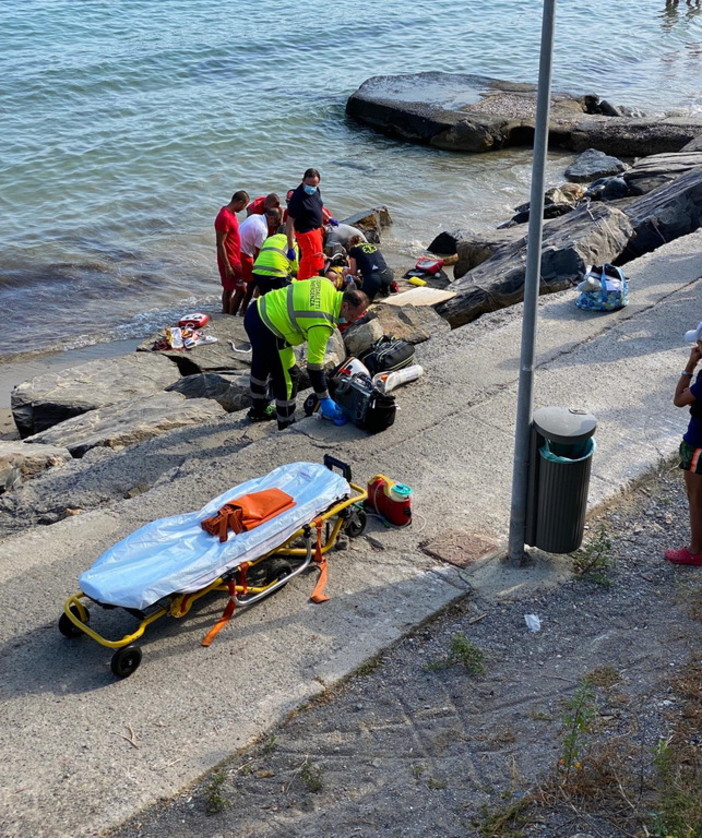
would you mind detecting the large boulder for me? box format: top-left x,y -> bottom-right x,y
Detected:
623,151 -> 702,195
11,353 -> 179,438
347,72 -> 702,156
621,166 -> 702,260
347,72 -> 588,152
453,228 -> 526,279
340,207 -> 392,243
166,372 -> 252,413
565,148 -> 627,182
436,203 -> 633,328
24,392 -> 225,458
371,304 -> 451,343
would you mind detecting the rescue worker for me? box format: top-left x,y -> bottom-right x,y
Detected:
251,229 -> 299,296
285,168 -> 338,281
244,278 -> 369,430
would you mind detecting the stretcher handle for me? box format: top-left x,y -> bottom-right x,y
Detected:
323,454 -> 352,482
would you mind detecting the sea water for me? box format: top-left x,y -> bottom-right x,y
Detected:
1,0 -> 701,369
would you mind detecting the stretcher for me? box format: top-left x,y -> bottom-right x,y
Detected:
58,457 -> 367,677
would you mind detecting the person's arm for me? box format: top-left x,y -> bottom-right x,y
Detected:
216,230 -> 234,276
347,255 -> 358,277
286,215 -> 296,253
674,345 -> 702,406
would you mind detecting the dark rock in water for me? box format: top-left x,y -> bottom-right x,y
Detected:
166,372 -> 252,413
427,230 -> 471,256
11,354 -> 179,438
585,175 -> 630,201
565,148 -> 627,182
623,151 -> 702,195
621,166 -> 702,261
347,72 -> 702,156
436,203 -> 633,328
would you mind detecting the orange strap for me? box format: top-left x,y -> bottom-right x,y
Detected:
201,579 -> 237,647
309,518 -> 330,603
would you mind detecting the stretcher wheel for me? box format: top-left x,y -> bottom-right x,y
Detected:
345,508 -> 367,538
58,605 -> 89,638
111,645 -> 142,678
265,558 -> 293,584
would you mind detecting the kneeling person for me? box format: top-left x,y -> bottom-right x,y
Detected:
244,279 -> 369,430
347,236 -> 394,300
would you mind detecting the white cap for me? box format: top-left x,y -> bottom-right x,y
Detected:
685,321 -> 702,342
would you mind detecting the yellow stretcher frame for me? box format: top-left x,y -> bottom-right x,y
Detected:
59,465 -> 367,678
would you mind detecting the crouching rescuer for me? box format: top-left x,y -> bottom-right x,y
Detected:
244,278 -> 369,430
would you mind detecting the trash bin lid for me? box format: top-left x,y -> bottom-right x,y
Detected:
533,406 -> 597,444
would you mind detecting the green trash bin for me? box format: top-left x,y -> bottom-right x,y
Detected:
526,407 -> 597,554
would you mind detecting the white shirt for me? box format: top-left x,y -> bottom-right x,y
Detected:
239,214 -> 269,258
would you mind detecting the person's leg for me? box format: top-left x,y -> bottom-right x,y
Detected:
295,228 -> 325,280
684,469 -> 702,554
229,280 -> 246,315
269,345 -> 299,430
666,441 -> 702,563
239,253 -> 255,315
244,306 -> 275,419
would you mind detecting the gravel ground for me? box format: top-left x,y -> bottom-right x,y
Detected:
105,459 -> 702,838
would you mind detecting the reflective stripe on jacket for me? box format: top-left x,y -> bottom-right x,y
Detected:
252,234 -> 299,278
257,277 -> 342,367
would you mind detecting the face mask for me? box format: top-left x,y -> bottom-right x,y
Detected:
336,316 -> 347,325
303,184 -> 317,195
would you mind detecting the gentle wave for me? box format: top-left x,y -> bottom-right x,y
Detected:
2,0 -> 701,358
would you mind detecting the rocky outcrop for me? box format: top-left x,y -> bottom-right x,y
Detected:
621,166 -> 702,261
166,372 -> 252,413
436,203 -> 633,328
24,392 -> 224,458
347,72 -> 702,156
11,353 -> 180,438
623,151 -> 702,195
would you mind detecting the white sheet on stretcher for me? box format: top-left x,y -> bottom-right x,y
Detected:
79,462 -> 351,611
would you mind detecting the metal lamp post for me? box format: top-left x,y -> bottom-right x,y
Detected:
508,0 -> 558,562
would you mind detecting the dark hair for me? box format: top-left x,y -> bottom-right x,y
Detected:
303,168 -> 321,181
264,192 -> 280,207
231,190 -> 250,204
343,289 -> 369,309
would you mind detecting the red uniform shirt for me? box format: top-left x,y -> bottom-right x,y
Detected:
214,207 -> 242,272
246,195 -> 267,215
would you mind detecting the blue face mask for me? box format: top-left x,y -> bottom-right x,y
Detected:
336,316 -> 347,325
303,184 -> 318,195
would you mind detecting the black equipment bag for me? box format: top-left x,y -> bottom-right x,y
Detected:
357,335 -> 415,375
330,372 -> 396,433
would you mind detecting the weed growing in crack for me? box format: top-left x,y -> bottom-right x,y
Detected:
298,758 -> 324,793
572,524 -> 614,585
559,682 -> 598,782
203,770 -> 228,814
